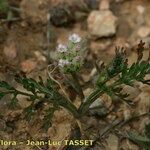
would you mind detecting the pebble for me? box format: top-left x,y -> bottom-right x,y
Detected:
90,40 -> 111,55
137,26 -> 150,38
50,4 -> 74,26
84,0 -> 100,10
20,0 -> 49,24
99,0 -> 110,10
89,98 -> 103,109
34,51 -> 46,62
87,10 -> 118,38
20,59 -> 37,73
3,42 -> 17,59
136,5 -> 145,14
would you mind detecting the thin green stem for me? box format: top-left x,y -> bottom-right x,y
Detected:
78,80 -> 122,116
71,73 -> 84,100
54,92 -> 80,118
78,88 -> 103,116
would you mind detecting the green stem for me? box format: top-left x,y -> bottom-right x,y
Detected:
78,80 -> 122,116
71,73 -> 84,100
78,88 -> 103,116
54,92 -> 80,118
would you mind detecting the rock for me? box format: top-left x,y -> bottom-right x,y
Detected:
136,5 -> 145,14
20,0 -> 49,24
106,134 -> 118,150
47,109 -> 73,149
84,0 -> 100,10
99,0 -> 110,10
50,4 -> 75,26
34,51 -> 46,62
89,106 -> 108,117
81,68 -> 97,82
137,26 -> 150,38
88,98 -> 109,117
90,40 -> 111,55
87,10 -> 118,38
20,59 -> 37,73
3,41 -> 17,59
89,98 -> 103,109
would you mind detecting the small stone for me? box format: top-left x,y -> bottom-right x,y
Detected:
106,134 -> 118,150
3,42 -> 17,59
90,40 -> 111,54
20,0 -> 49,24
137,26 -> 150,38
84,0 -> 100,10
89,106 -> 108,117
34,51 -> 46,62
136,5 -> 145,14
50,4 -> 74,27
87,10 -> 118,38
21,59 -> 37,73
90,98 -> 103,109
99,0 -> 110,10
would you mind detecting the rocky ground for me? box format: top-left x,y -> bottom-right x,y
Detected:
0,0 -> 150,150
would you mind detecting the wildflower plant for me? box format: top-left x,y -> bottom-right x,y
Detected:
0,34 -> 150,131
57,33 -> 85,73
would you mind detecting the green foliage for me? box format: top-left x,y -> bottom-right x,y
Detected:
95,41 -> 149,107
97,47 -> 127,85
128,123 -> 150,150
0,74 -> 79,130
0,81 -> 14,90
43,106 -> 59,131
0,92 -> 5,100
0,39 -> 150,130
0,0 -> 20,20
0,0 -> 9,14
119,61 -> 150,86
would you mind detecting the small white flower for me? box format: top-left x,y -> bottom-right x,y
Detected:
58,59 -> 70,67
57,44 -> 67,53
69,33 -> 81,43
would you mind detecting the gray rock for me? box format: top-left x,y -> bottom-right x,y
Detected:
89,98 -> 102,108
87,10 -> 118,38
84,0 -> 100,10
50,4 -> 75,27
88,98 -> 108,117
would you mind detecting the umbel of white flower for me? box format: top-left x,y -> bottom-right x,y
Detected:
58,59 -> 70,67
69,33 -> 81,43
57,33 -> 85,73
57,44 -> 67,53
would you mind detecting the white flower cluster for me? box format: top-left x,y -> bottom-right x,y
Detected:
57,44 -> 67,53
58,59 -> 70,67
56,33 -> 84,73
69,33 -> 81,43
